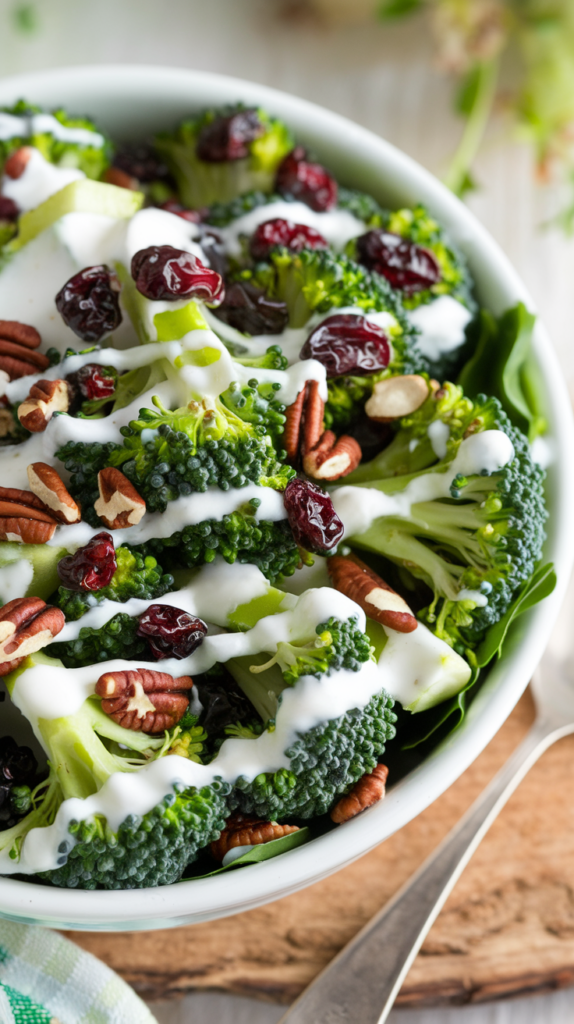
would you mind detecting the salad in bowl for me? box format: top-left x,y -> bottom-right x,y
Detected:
0,83 -> 559,901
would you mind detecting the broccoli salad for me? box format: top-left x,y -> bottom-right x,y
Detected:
0,101 -> 552,889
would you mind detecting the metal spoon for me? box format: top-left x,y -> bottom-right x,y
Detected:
278,651 -> 574,1024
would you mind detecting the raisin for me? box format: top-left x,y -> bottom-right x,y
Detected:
0,196 -> 19,222
160,199 -> 202,223
283,478 -> 344,554
300,313 -> 390,378
57,532 -> 117,592
196,109 -> 263,162
275,147 -> 337,213
137,604 -> 207,660
249,218 -> 328,261
55,265 -> 123,342
212,280 -> 288,335
131,245 -> 225,303
355,230 -> 441,294
66,363 -> 116,402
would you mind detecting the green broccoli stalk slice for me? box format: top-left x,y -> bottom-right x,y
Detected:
49,612 -> 146,668
138,512 -> 299,586
0,541 -> 68,602
1,672 -> 230,889
56,547 -> 174,621
0,101 -> 112,179
344,384 -> 547,657
223,617 -> 395,820
0,773 -> 63,865
155,105 -> 293,209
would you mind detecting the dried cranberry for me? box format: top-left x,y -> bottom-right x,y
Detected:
137,604 -> 208,660
67,363 -> 116,402
131,245 -> 225,304
345,413 -> 393,462
57,532 -> 117,592
275,147 -> 337,213
249,218 -> 328,261
196,224 -> 228,278
355,230 -> 441,295
55,265 -> 123,342
113,142 -> 173,184
0,196 -> 19,222
300,314 -> 390,378
283,478 -> 344,554
212,280 -> 288,335
160,199 -> 202,223
196,109 -> 263,162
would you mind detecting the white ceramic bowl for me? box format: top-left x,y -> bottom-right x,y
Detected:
0,65 -> 572,931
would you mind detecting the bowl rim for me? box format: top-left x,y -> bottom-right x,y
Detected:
0,63 -> 573,930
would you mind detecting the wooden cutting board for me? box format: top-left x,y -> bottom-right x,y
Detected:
65,688 -> 574,1008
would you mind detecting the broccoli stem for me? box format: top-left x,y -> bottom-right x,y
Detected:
0,773 -> 62,859
38,698 -> 163,801
226,653 -> 286,723
345,432 -> 438,484
350,519 -> 465,601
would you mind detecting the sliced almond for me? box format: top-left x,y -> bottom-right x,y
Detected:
365,374 -> 430,422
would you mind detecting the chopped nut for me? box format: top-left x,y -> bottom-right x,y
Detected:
0,485 -> 59,544
365,374 -> 430,422
27,462 -> 81,524
94,467 -> 146,529
103,166 -> 139,190
210,811 -> 300,862
17,379 -> 71,433
327,553 -> 418,633
330,764 -> 389,823
0,596 -> 65,664
95,667 -> 192,733
303,430 -> 362,481
4,147 -> 33,180
283,379 -> 324,466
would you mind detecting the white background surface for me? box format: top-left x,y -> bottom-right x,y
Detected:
2,1 -> 574,1020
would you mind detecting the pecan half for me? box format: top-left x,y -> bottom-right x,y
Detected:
331,764 -> 388,823
4,147 -> 33,180
94,468 -> 146,529
210,811 -> 300,863
103,166 -> 139,190
0,597 -> 65,664
327,553 -> 418,633
95,668 -> 192,733
0,486 -> 59,544
365,374 -> 430,422
0,657 -> 25,677
303,430 -> 362,481
0,320 -> 50,381
283,379 -> 324,465
17,379 -> 71,433
27,462 -> 81,524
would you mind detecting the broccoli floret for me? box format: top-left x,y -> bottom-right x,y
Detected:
205,189 -> 280,227
56,439 -> 121,526
233,344 -> 289,371
220,376 -> 287,441
347,204 -> 474,313
109,396 -> 294,513
248,616 -> 374,686
166,709 -> 207,763
337,186 -> 386,226
224,616 -> 395,819
1,674 -> 230,889
155,106 -> 293,209
49,612 -> 146,668
344,383 -> 547,657
0,101 -> 112,179
139,512 -> 299,585
56,547 -> 174,621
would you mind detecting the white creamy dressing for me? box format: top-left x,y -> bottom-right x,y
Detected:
427,419 -> 450,459
1,149 -> 85,212
53,483 -> 288,554
3,571 -> 470,875
0,112 -> 105,148
0,559 -> 33,602
408,295 -> 473,361
216,199 -> 366,257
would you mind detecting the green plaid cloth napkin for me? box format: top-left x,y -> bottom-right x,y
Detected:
0,920 -> 157,1024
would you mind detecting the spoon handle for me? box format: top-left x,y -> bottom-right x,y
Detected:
279,715 -> 571,1024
